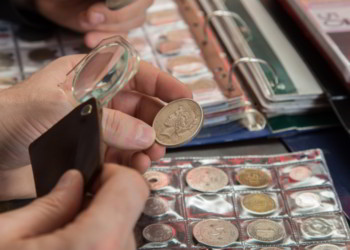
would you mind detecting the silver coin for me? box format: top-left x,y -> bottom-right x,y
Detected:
143,196 -> 169,217
193,219 -> 239,248
142,224 -> 175,243
312,244 -> 341,250
247,219 -> 285,243
186,166 -> 228,192
301,217 -> 333,239
294,192 -> 321,209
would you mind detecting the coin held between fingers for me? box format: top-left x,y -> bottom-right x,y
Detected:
152,98 -> 203,147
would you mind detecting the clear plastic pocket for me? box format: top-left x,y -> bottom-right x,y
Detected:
184,193 -> 235,219
188,219 -> 242,248
140,194 -> 184,222
285,187 -> 340,216
182,167 -> 233,194
137,222 -> 187,249
232,167 -> 279,191
278,162 -> 331,190
236,191 -> 286,219
242,218 -> 296,246
292,214 -> 349,242
144,169 -> 181,194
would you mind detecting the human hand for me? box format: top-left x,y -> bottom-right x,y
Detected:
0,54 -> 191,172
0,164 -> 149,250
34,0 -> 154,48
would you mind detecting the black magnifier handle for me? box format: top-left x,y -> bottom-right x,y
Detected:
105,0 -> 135,10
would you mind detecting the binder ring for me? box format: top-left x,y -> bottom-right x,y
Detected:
203,10 -> 251,44
228,57 -> 279,92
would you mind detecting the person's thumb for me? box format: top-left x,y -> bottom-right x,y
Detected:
0,170 -> 84,241
102,108 -> 156,151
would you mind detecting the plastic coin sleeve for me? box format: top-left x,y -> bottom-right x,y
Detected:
139,149 -> 350,249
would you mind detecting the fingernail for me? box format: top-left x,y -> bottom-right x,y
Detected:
89,12 -> 105,25
135,124 -> 155,148
55,170 -> 78,189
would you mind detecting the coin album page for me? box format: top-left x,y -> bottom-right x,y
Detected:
139,149 -> 350,249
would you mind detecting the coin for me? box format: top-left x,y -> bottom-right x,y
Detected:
236,168 -> 270,188
242,193 -> 277,215
143,196 -> 169,217
247,219 -> 285,243
312,244 -> 341,250
193,219 -> 239,248
289,166 -> 312,182
153,98 -> 203,147
143,223 -> 175,243
143,171 -> 170,191
186,166 -> 228,192
294,192 -> 321,209
301,217 -> 333,239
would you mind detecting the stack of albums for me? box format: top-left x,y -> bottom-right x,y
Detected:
138,149 -> 350,249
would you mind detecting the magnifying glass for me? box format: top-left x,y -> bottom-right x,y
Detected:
105,0 -> 135,10
67,35 -> 140,107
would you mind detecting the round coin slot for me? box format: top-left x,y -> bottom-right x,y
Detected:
142,224 -> 175,243
300,217 -> 333,239
247,219 -> 285,243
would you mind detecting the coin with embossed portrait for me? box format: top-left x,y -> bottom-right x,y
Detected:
142,224 -> 175,243
193,219 -> 239,248
242,193 -> 277,215
186,166 -> 228,193
301,217 -> 333,239
312,244 -> 341,250
247,219 -> 285,243
236,168 -> 270,188
153,98 -> 203,147
143,196 -> 169,217
143,171 -> 170,191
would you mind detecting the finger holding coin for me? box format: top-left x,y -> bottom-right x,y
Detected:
152,98 -> 203,148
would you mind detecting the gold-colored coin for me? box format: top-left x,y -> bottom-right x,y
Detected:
236,168 -> 270,188
153,98 -> 203,147
242,193 -> 277,215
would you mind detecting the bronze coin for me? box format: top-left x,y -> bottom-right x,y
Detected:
153,98 -> 203,147
242,193 -> 277,215
236,168 -> 270,188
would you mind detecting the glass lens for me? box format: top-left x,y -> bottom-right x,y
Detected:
72,36 -> 140,106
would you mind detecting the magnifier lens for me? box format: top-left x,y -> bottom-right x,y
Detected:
72,36 -> 140,106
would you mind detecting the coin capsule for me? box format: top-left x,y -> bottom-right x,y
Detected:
143,171 -> 170,191
236,168 -> 270,188
193,219 -> 239,248
242,193 -> 277,215
186,166 -> 228,193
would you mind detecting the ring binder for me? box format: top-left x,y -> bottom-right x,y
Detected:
228,57 -> 279,92
203,10 -> 251,44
